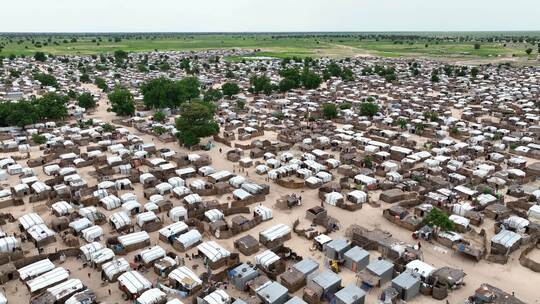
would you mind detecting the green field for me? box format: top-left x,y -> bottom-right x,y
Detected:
0,33 -> 539,62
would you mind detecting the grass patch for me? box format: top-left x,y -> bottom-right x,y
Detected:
0,34 -> 537,62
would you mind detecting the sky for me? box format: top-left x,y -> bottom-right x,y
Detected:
2,0 -> 540,32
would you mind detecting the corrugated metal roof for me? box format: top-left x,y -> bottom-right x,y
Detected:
344,246 -> 369,261
335,284 -> 366,304
312,270 -> 341,289
293,258 -> 319,275
367,259 -> 394,276
392,271 -> 421,289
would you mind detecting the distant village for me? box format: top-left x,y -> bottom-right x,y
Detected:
0,49 -> 539,304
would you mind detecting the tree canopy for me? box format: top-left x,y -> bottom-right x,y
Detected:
249,75 -> 273,95
423,207 -> 455,231
77,92 -> 96,109
221,82 -> 240,98
33,73 -> 58,88
359,102 -> 379,117
0,93 -> 68,127
108,87 -> 135,116
34,51 -> 47,62
175,101 -> 219,147
301,68 -> 322,90
114,50 -> 128,63
31,134 -> 47,144
140,77 -> 200,109
203,88 -> 223,102
322,103 -> 338,119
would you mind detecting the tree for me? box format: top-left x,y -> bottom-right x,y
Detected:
33,73 -> 58,88
278,67 -> 302,92
35,93 -> 69,121
77,92 -> 96,109
423,207 -> 455,231
2,100 -> 38,127
114,50 -> 128,62
108,87 -> 135,116
470,67 -> 479,78
180,58 -> 191,71
322,103 -> 338,119
359,102 -> 379,117
279,68 -> 302,85
526,48 -> 533,55
0,93 -> 70,127
153,111 -> 166,122
431,72 -> 440,83
474,43 -> 481,50
32,134 -> 46,144
203,88 -> 223,102
323,62 -> 342,80
141,77 -> 178,109
177,129 -> 199,147
179,77 -> 201,101
443,65 -> 454,76
175,101 -> 219,147
301,69 -> 322,90
341,68 -> 354,81
221,82 -> 240,98
249,75 -> 272,95
140,77 -> 200,109
34,51 -> 47,62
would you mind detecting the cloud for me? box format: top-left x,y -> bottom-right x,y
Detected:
1,0 -> 539,32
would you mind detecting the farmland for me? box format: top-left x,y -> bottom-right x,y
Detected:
1,32 -> 539,63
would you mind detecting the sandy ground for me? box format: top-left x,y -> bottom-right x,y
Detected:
1,84 -> 539,304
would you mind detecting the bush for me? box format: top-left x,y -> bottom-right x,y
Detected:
322,103 -> 338,119
153,111 -> 166,122
80,73 -> 91,83
339,103 -> 352,110
101,123 -> 116,132
95,77 -> 108,92
236,100 -> 246,110
32,134 -> 46,144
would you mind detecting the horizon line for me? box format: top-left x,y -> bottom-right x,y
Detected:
2,30 -> 540,35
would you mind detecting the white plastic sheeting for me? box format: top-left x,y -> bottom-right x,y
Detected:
197,241 -> 230,262
260,224 -> 290,242
118,271 -> 152,295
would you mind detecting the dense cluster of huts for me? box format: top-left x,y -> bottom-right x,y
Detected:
1,50 -> 539,304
